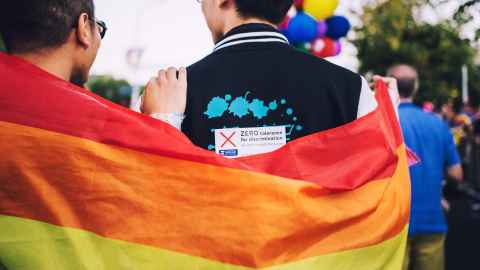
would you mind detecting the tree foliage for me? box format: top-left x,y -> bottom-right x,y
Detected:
87,76 -> 132,107
354,0 -> 480,106
454,0 -> 480,29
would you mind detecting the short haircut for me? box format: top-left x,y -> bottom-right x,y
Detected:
0,0 -> 95,54
387,64 -> 419,99
396,78 -> 417,99
234,0 -> 293,24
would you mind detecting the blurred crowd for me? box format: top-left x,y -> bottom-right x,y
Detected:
432,100 -> 480,190
438,100 -> 480,270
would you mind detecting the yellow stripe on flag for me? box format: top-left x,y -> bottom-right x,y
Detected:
0,215 -> 407,270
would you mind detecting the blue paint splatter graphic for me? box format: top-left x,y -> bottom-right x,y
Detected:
204,97 -> 229,119
208,145 -> 215,150
203,92 -> 304,141
229,97 -> 250,118
269,101 -> 278,111
249,99 -> 270,120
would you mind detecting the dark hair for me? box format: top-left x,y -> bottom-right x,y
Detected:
396,78 -> 417,98
0,0 -> 95,54
234,0 -> 293,24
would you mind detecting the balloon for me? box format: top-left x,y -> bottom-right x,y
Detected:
317,20 -> 328,38
423,102 -> 434,113
334,40 -> 342,55
286,12 -> 318,43
304,0 -> 339,20
294,42 -> 312,54
294,0 -> 304,10
311,37 -> 336,58
326,16 -> 351,39
278,14 -> 291,30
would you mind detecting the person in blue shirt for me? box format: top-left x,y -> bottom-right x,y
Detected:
387,64 -> 463,270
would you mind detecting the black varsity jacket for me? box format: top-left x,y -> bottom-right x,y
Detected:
183,23 -> 374,151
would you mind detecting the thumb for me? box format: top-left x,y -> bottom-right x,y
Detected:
178,67 -> 187,86
141,78 -> 157,113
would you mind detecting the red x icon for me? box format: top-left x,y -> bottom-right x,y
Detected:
220,132 -> 237,148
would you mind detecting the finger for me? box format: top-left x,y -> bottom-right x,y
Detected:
144,78 -> 157,98
167,67 -> 177,81
138,95 -> 145,113
141,78 -> 157,113
158,69 -> 167,83
178,67 -> 187,86
384,78 -> 398,91
371,75 -> 385,90
140,94 -> 145,113
373,75 -> 397,89
380,76 -> 397,84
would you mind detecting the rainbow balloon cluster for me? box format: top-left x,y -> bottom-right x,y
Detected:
279,0 -> 351,58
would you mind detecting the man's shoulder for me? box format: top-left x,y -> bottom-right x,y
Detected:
400,106 -> 447,128
187,53 -> 215,72
287,47 -> 360,79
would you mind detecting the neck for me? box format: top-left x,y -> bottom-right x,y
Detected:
13,48 -> 74,82
222,17 -> 275,36
400,97 -> 413,103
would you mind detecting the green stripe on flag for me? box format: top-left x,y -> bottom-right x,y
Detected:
0,215 -> 408,270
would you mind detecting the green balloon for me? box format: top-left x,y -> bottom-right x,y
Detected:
295,43 -> 311,54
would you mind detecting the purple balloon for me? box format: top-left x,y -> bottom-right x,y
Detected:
334,40 -> 342,55
317,21 -> 328,38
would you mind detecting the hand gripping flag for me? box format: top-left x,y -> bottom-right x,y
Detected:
0,52 -> 410,270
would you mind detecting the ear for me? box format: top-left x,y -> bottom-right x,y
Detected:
216,0 -> 231,9
75,13 -> 93,49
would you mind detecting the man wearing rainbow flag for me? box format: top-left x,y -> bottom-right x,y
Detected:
1,1 -> 411,270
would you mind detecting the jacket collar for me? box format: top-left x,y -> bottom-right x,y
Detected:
214,23 -> 289,52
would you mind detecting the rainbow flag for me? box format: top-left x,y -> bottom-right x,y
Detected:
0,52 -> 410,270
